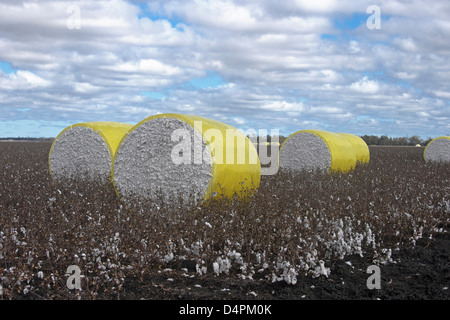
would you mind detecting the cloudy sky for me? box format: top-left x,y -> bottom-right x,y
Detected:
0,0 -> 449,138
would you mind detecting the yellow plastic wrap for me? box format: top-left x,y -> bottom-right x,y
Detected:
423,136 -> 450,163
49,121 -> 133,181
280,129 -> 357,173
112,113 -> 261,202
337,133 -> 370,164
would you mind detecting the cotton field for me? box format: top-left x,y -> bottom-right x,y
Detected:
0,142 -> 449,299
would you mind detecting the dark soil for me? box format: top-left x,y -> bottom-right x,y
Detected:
1,142 -> 448,304
119,229 -> 449,300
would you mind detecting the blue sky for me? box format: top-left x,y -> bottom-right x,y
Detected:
0,61 -> 15,74
0,0 -> 449,138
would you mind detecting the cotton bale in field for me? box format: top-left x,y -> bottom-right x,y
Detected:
49,122 -> 133,183
423,136 -> 450,163
279,129 -> 356,173
112,113 -> 261,205
337,133 -> 370,164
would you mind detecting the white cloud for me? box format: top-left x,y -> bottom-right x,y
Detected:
395,72 -> 417,80
159,0 -> 331,34
261,101 -> 305,113
0,70 -> 51,90
73,82 -> 100,94
349,77 -> 380,94
0,0 -> 449,138
294,0 -> 339,13
348,41 -> 362,54
392,37 -> 418,52
310,106 -> 343,113
108,59 -> 182,76
233,117 -> 246,125
431,90 -> 450,99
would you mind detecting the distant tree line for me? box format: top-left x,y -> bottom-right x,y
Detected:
250,134 -> 438,147
360,135 -> 433,146
0,137 -> 54,141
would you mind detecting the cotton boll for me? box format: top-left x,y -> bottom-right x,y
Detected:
213,262 -> 220,275
164,252 -> 174,263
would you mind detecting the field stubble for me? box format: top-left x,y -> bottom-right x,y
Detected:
0,142 -> 448,300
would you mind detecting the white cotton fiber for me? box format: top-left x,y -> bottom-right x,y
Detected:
49,126 -> 112,183
424,136 -> 450,163
112,117 -> 212,204
280,131 -> 332,172
49,122 -> 133,184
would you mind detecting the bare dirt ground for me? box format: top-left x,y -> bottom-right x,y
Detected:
1,142 -> 448,305
117,228 -> 449,300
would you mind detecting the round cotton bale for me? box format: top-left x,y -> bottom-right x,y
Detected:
423,136 -> 450,163
49,122 -> 133,183
279,129 -> 356,173
337,133 -> 370,164
112,113 -> 261,205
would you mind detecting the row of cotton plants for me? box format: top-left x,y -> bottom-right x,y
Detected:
0,188 -> 447,298
145,208 -> 408,286
0,143 -> 448,299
